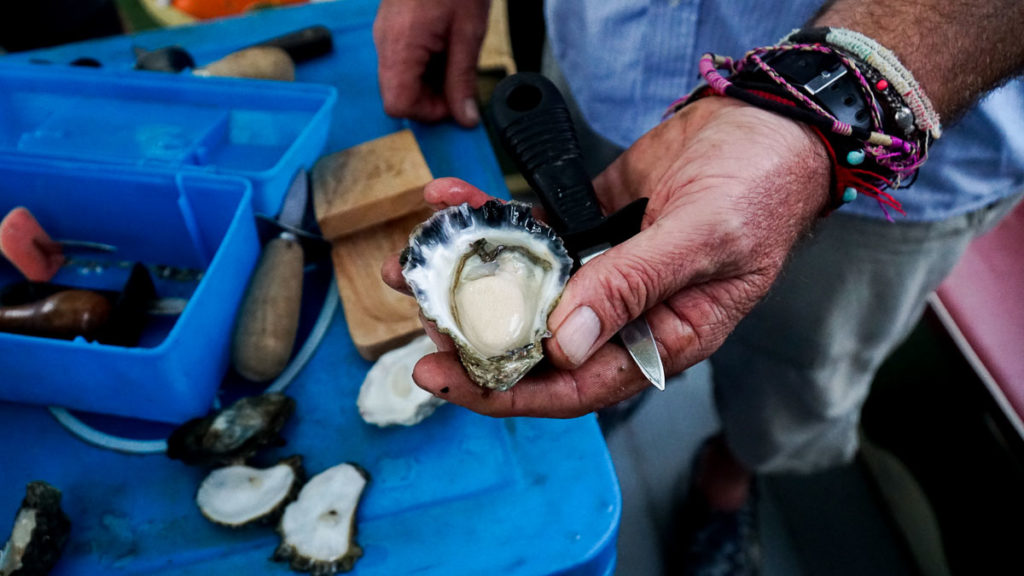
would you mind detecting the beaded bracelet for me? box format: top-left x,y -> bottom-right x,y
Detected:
666,27 -> 942,219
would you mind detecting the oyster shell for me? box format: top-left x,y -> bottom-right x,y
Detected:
196,456 -> 304,528
274,463 -> 369,575
1,481 -> 70,576
402,201 -> 571,390
357,335 -> 444,427
167,393 -> 295,467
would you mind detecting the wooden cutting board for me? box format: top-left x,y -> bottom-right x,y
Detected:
312,129 -> 432,361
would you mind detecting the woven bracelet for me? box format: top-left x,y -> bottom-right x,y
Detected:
666,27 -> 942,219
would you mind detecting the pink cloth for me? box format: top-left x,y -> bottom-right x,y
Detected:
936,201 -> 1024,421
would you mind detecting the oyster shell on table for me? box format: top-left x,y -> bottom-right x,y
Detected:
196,456 -> 305,528
273,462 -> 369,576
357,334 -> 444,427
166,392 -> 296,467
0,481 -> 70,576
401,200 -> 571,391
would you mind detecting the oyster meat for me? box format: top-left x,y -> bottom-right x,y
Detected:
1,481 -> 70,576
274,463 -> 368,575
196,456 -> 304,528
357,334 -> 444,427
402,201 -> 571,390
167,392 -> 295,467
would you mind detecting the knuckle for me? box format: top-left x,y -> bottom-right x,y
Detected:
590,260 -> 654,326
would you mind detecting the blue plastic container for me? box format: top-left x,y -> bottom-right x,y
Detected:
0,64 -> 335,216
0,64 -> 336,422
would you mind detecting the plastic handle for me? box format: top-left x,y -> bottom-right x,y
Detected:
231,236 -> 304,383
0,290 -> 111,340
257,25 -> 334,63
490,72 -> 604,236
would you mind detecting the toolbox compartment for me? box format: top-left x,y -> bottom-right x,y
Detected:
0,64 -> 336,422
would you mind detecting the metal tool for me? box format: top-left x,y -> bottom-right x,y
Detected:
490,72 -> 666,390
231,169 -> 310,383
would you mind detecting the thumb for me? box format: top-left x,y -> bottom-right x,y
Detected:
546,226 -> 689,369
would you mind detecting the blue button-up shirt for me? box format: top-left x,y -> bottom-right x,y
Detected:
545,0 -> 1024,221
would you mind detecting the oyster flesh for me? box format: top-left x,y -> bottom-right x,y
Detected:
402,201 -> 571,390
274,463 -> 369,575
167,393 -> 296,467
357,334 -> 444,427
196,456 -> 304,528
1,481 -> 71,576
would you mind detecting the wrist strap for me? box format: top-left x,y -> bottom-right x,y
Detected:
667,27 -> 942,219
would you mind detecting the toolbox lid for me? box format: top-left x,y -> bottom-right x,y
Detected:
0,63 -> 336,215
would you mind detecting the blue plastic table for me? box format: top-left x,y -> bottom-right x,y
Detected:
0,2 -> 620,574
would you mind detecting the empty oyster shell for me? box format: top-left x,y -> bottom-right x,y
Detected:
402,201 -> 571,390
196,456 -> 304,528
1,481 -> 70,576
357,334 -> 444,427
167,393 -> 295,467
274,463 -> 369,575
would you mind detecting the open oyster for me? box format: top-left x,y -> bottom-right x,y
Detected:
167,393 -> 296,467
402,201 -> 571,390
1,481 -> 70,576
357,334 -> 444,427
196,456 -> 304,528
274,463 -> 369,575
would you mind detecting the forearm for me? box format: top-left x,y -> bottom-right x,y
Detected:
814,1 -> 1024,120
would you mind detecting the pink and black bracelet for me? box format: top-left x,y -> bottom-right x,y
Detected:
667,27 -> 941,219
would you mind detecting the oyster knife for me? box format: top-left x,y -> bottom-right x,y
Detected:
490,72 -> 665,391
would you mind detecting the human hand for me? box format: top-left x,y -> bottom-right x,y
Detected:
382,97 -> 830,418
373,0 -> 490,127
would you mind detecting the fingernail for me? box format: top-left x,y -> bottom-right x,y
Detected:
556,306 -> 601,366
462,98 -> 479,125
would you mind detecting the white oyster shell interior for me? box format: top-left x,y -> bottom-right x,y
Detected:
196,461 -> 298,526
403,201 -> 571,390
277,463 -> 367,570
0,508 -> 35,574
358,335 -> 443,427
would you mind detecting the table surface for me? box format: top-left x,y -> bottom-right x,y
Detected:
0,2 -> 621,574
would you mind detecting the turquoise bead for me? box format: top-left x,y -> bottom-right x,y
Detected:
842,187 -> 858,203
846,149 -> 866,165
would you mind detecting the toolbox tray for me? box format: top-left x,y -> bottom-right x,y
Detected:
0,64 -> 336,423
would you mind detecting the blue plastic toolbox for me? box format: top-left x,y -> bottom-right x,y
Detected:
0,65 -> 335,423
0,2 -> 620,574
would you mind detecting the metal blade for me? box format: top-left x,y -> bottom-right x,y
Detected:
276,169 -> 309,230
620,315 -> 665,390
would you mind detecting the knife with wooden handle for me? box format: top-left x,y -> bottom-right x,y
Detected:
231,170 -> 309,383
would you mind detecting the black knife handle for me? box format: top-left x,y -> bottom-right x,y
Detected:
490,73 -> 604,235
257,25 -> 334,64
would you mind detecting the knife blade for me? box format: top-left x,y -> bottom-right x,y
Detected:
231,169 -> 309,383
490,72 -> 666,390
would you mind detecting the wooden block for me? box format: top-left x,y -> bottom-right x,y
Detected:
313,129 -> 433,242
478,0 -> 517,77
313,130 -> 436,361
331,207 -> 434,361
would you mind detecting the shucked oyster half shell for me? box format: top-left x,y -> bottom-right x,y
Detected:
357,335 -> 444,427
273,463 -> 368,575
402,201 -> 571,390
196,456 -> 304,528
